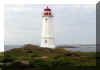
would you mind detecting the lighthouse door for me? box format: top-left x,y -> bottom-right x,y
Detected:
45,40 -> 48,47
45,40 -> 47,43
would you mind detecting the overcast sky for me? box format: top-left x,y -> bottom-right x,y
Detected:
0,0 -> 98,52
4,4 -> 96,45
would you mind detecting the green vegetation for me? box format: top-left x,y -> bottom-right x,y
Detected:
0,53 -> 4,56
0,44 -> 97,70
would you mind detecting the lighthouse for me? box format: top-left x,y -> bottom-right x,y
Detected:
40,6 -> 55,48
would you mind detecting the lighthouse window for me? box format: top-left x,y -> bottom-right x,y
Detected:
45,40 -> 47,43
45,18 -> 48,21
45,18 -> 48,23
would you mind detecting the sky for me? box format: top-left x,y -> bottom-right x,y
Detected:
4,4 -> 96,45
0,0 -> 98,52
0,0 -> 4,52
4,0 -> 98,4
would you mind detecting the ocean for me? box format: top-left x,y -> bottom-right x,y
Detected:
65,47 -> 96,52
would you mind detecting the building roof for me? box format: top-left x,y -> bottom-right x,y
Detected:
44,6 -> 51,11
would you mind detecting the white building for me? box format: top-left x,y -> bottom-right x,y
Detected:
40,6 -> 55,48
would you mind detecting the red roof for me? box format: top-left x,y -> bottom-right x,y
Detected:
44,6 -> 51,11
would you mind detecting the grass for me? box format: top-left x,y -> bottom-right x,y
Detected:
0,44 -> 97,70
0,53 -> 4,56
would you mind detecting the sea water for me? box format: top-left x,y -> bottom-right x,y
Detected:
65,46 -> 96,52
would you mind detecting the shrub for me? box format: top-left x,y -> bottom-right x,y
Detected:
50,56 -> 74,70
2,56 -> 15,63
29,58 -> 49,69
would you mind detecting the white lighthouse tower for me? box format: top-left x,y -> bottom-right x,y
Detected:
40,6 -> 55,48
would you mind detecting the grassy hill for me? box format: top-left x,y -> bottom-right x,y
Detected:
0,44 -> 97,70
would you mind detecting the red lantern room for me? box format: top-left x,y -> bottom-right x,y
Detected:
43,6 -> 53,17
44,12 -> 51,15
